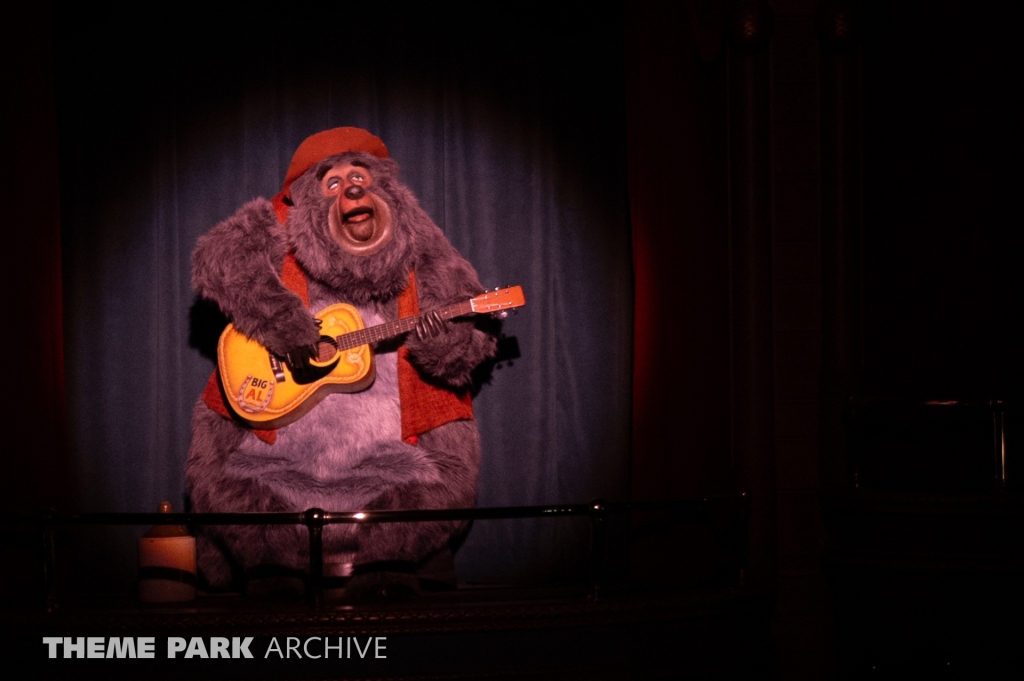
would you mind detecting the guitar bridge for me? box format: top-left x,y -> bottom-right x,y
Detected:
269,354 -> 286,383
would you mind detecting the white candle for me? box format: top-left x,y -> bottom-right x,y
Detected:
138,502 -> 197,602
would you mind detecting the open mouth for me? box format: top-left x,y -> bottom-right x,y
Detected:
329,194 -> 393,256
342,207 -> 373,224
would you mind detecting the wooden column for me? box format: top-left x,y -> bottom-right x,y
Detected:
817,0 -> 863,489
727,0 -> 776,588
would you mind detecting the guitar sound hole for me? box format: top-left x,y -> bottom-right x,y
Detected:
316,337 -> 338,362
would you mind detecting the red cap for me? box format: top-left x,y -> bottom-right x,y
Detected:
272,127 -> 389,223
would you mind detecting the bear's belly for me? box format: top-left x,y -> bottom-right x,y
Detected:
226,305 -> 403,497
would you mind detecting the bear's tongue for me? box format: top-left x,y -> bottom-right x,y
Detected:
342,208 -> 375,241
343,207 -> 373,223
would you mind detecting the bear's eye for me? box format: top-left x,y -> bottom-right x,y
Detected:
348,172 -> 366,184
326,177 -> 341,191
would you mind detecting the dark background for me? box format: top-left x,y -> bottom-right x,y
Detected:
2,0 -> 1021,677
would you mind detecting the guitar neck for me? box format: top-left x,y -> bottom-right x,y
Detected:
333,300 -> 475,351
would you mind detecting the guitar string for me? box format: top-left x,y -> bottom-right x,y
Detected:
294,289 -> 520,362
255,290 -> 521,372
332,300 -> 476,351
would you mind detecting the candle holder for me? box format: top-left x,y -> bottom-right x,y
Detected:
138,501 -> 197,603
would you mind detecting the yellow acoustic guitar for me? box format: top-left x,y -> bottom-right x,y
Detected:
218,286 -> 525,428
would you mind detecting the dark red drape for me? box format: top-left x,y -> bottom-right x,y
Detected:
626,3 -> 733,502
0,1 -> 69,513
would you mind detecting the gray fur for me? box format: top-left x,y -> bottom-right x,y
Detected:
191,198 -> 320,357
186,149 -> 496,589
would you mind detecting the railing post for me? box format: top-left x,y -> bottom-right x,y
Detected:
588,499 -> 607,601
732,492 -> 751,589
993,401 -> 1007,491
848,397 -> 861,489
304,508 -> 325,609
41,509 -> 58,612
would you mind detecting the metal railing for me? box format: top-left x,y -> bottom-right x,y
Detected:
3,493 -> 751,612
847,397 -> 1010,491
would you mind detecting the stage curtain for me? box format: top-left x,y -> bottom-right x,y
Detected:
51,5 -> 632,588
626,2 -> 733,503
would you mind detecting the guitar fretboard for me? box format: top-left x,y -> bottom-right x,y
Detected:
333,301 -> 475,351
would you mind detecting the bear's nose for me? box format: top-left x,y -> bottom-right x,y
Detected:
344,185 -> 365,200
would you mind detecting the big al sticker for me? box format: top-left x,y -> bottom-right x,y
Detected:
237,375 -> 274,413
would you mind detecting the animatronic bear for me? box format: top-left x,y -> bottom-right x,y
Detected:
186,127 -> 497,594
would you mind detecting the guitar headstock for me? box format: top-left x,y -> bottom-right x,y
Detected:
470,286 -> 526,315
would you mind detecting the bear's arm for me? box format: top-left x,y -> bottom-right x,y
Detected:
191,198 -> 320,356
405,236 -> 498,389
